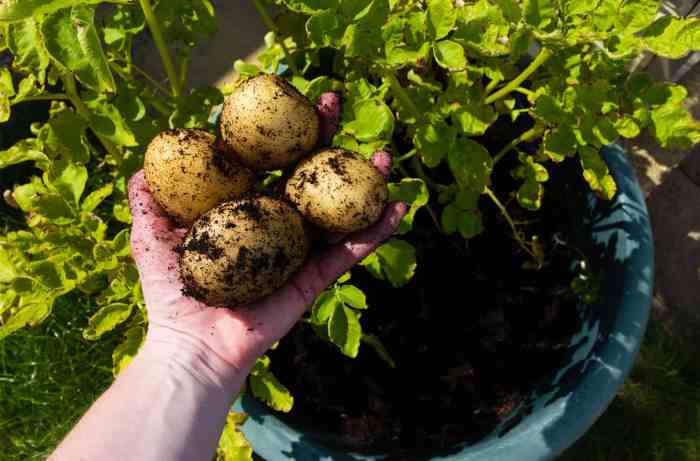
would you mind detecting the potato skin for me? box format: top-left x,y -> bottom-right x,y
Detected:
144,128 -> 255,225
179,196 -> 310,306
220,74 -> 320,171
284,149 -> 389,233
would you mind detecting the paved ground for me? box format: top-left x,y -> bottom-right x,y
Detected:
138,1 -> 700,345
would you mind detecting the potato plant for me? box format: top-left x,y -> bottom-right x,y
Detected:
243,0 -> 700,365
0,0 -> 698,459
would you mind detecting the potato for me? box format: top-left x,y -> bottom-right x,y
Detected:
284,149 -> 389,233
179,196 -> 310,306
220,74 -> 319,171
144,128 -> 254,225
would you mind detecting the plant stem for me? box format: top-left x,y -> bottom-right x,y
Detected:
493,124 -> 544,164
11,94 -> 70,104
514,87 -> 536,98
62,74 -> 122,161
253,0 -> 300,75
179,55 -> 190,90
484,48 -> 552,105
138,0 -> 182,98
484,186 -> 535,259
395,149 -> 417,163
385,72 -> 421,120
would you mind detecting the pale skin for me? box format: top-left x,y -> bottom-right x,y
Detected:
49,99 -> 407,460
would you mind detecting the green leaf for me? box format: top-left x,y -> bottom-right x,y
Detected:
51,161 -> 88,205
616,0 -> 660,33
457,209 -> 483,238
364,238 -> 417,288
448,138 -> 493,192
342,0 -> 389,58
83,302 -> 133,340
42,107 -> 91,164
155,0 -> 217,51
452,103 -> 497,136
517,178 -> 543,211
523,0 -> 555,29
281,0 -> 340,14
112,229 -> 130,257
361,333 -> 396,368
81,183 -> 114,212
641,17 -> 700,59
614,117 -> 641,139
306,10 -> 345,46
234,60 -> 262,79
579,146 -> 617,200
337,284 -> 367,309
0,301 -> 53,340
217,411 -> 253,461
427,0 -> 456,40
0,248 -> 17,283
565,0 -> 600,15
113,200 -> 132,224
385,40 -> 432,67
113,324 -> 145,375
169,86 -> 224,129
441,203 -> 460,233
311,290 -> 339,324
0,140 -> 49,170
6,18 -> 50,76
453,0 -> 511,56
29,260 -> 64,289
414,118 -> 455,167
83,92 -> 138,147
433,40 -> 466,70
249,357 -> 294,412
0,67 -> 9,123
543,125 -> 577,162
345,99 -> 394,142
0,0 -> 109,22
328,304 -> 362,358
388,178 -> 429,234
102,4 -> 145,51
14,74 -> 43,101
533,94 -> 570,125
649,85 -> 700,149
455,188 -> 480,210
42,5 -> 116,93
494,0 -> 522,22
0,66 -> 13,96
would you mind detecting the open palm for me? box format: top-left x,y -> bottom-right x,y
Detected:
128,159 -> 406,373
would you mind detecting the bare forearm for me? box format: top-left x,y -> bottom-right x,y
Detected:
50,337 -> 247,461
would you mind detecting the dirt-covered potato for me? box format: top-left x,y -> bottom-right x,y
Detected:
179,196 -> 310,306
284,148 -> 389,233
220,74 -> 319,171
144,128 -> 255,225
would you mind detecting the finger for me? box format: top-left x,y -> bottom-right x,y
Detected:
290,201 -> 407,306
371,150 -> 392,178
128,170 -> 186,277
316,92 -> 341,146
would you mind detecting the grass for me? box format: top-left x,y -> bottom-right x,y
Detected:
0,295 -> 119,460
560,323 -> 700,461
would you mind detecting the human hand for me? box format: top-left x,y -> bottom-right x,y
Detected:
129,94 -> 407,388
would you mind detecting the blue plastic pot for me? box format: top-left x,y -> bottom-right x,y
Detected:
233,144 -> 653,461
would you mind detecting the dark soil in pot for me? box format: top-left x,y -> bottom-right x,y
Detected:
269,119 -> 591,458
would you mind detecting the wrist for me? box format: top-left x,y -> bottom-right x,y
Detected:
140,327 -> 251,394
